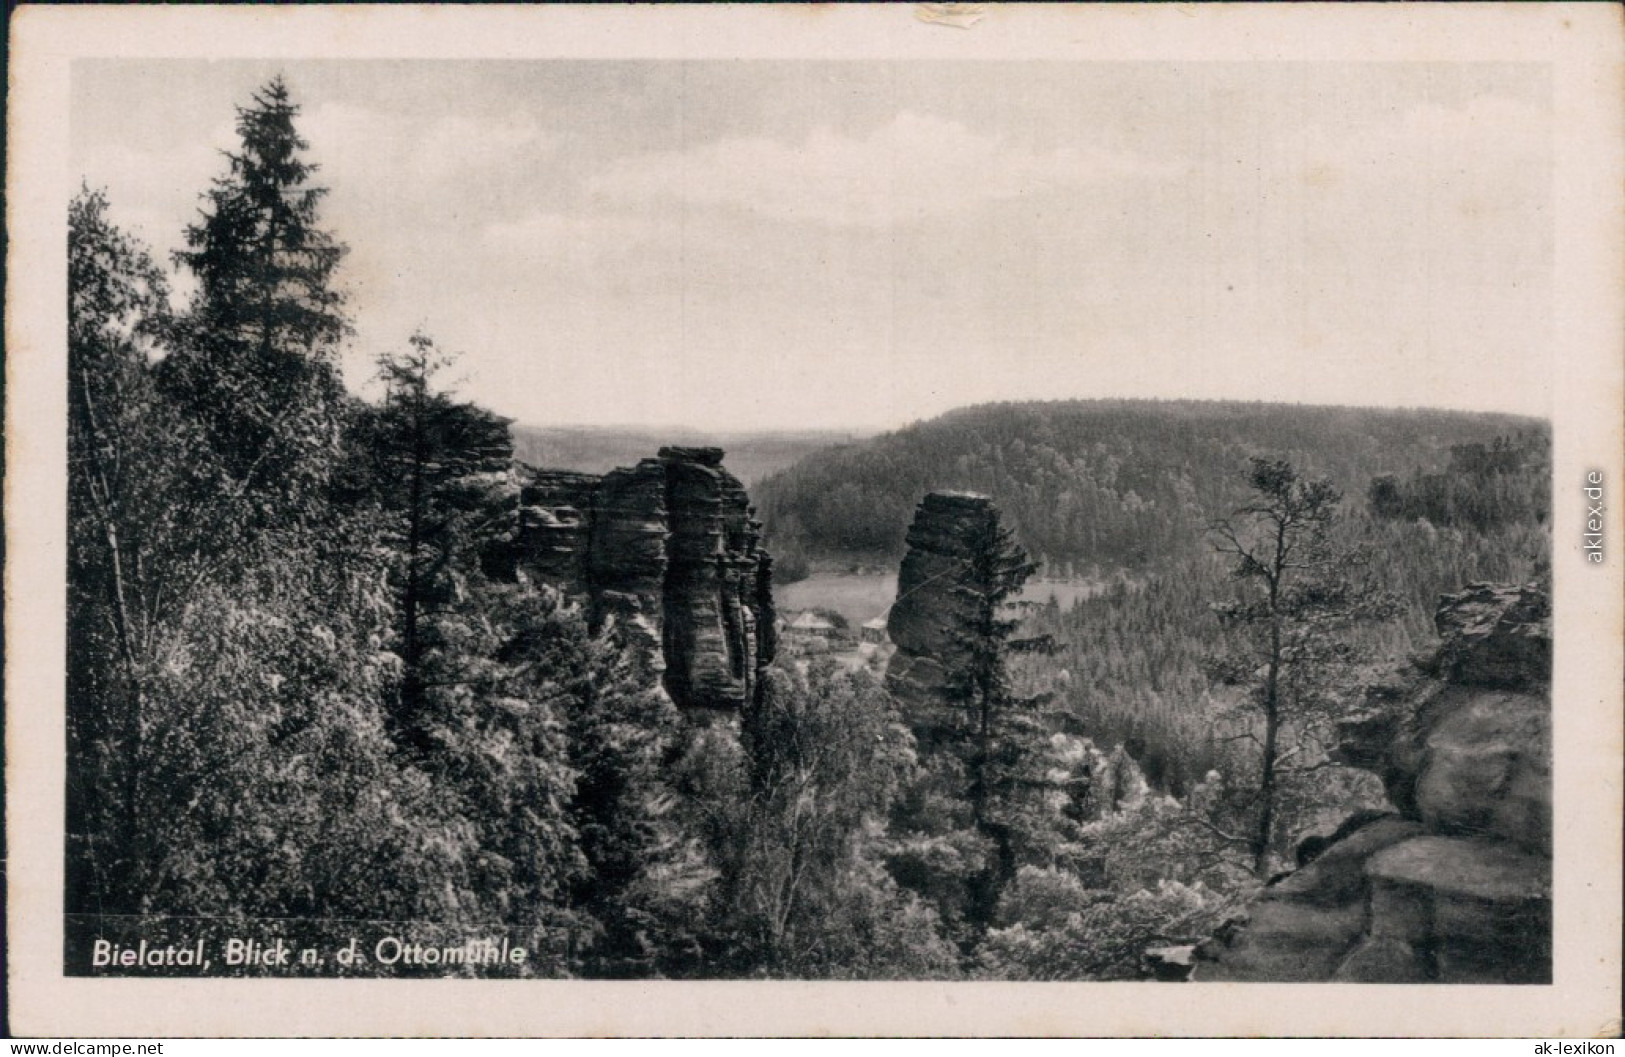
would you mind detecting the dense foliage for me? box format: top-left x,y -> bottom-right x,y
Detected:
67,83 -> 725,975
1368,433 -> 1548,530
1016,462 -> 1549,807
160,76 -> 351,531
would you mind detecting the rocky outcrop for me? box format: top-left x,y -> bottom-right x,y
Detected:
590,459 -> 673,674
1198,582 -> 1551,984
518,470 -> 600,586
884,492 -> 999,736
1433,581 -> 1551,689
510,447 -> 774,712
660,447 -> 772,713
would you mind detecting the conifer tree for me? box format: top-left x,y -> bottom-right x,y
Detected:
877,500 -> 1056,942
1207,458 -> 1399,876
361,332 -> 514,749
942,510 -> 1055,930
162,75 -> 350,526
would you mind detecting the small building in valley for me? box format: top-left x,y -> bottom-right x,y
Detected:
785,611 -> 839,640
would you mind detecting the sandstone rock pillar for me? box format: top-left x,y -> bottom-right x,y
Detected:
509,447 -> 775,713
884,491 -> 998,738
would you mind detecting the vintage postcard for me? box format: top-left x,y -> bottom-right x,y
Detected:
7,2 -> 1622,1038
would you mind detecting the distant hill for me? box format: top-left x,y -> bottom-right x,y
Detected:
751,399 -> 1549,573
511,425 -> 865,487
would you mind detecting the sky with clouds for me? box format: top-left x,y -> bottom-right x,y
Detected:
71,60 -> 1551,431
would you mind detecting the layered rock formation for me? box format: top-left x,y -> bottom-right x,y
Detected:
1197,581 -> 1552,983
884,492 -> 999,736
512,447 -> 774,712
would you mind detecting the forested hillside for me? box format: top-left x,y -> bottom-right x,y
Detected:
754,400 -> 1547,573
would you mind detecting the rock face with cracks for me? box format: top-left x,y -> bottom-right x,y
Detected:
883,492 -> 1001,738
512,447 -> 775,713
1197,582 -> 1551,984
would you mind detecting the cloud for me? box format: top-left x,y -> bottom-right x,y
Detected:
301,102 -> 556,196
77,100 -> 560,262
481,210 -> 664,258
73,115 -> 240,251
590,111 -> 1180,228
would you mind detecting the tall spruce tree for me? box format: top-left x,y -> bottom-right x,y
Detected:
943,508 -> 1056,931
162,75 -> 350,528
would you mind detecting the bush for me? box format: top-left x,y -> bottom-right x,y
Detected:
977,868 -> 1231,980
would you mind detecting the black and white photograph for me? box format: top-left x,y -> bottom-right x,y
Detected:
8,3 -> 1622,1038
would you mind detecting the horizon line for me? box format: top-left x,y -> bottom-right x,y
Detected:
504,395 -> 1552,439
